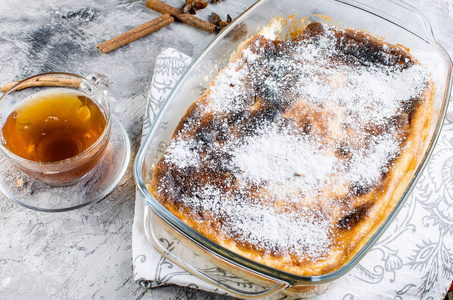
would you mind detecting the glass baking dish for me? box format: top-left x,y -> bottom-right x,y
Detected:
134,0 -> 452,298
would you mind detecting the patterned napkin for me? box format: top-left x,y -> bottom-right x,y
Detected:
132,48 -> 453,299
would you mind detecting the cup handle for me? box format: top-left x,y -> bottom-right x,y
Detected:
86,73 -> 109,95
143,207 -> 289,299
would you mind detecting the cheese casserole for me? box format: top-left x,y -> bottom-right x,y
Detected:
149,19 -> 434,276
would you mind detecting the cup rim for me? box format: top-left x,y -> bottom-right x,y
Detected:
0,72 -> 112,166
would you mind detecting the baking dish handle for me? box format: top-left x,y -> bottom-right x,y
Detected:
336,0 -> 435,42
144,207 -> 289,299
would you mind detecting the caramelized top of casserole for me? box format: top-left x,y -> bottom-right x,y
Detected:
150,20 -> 434,276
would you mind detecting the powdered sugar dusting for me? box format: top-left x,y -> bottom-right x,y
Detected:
232,128 -> 335,188
343,132 -> 402,187
208,61 -> 251,113
164,138 -> 200,169
183,184 -> 334,261
153,22 -> 432,263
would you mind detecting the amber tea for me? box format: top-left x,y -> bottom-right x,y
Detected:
1,89 -> 107,162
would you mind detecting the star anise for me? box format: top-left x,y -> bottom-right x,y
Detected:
211,12 -> 222,24
211,12 -> 233,32
181,0 -> 209,15
194,1 -> 209,9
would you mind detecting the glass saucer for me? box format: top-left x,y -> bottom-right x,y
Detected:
0,116 -> 130,212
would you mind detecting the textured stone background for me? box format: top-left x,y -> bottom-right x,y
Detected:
0,0 -> 452,299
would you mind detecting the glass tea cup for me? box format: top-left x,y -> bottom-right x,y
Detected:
0,73 -> 112,186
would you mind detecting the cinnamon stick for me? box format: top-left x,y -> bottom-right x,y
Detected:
146,0 -> 216,33
1,77 -> 80,93
97,13 -> 174,53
